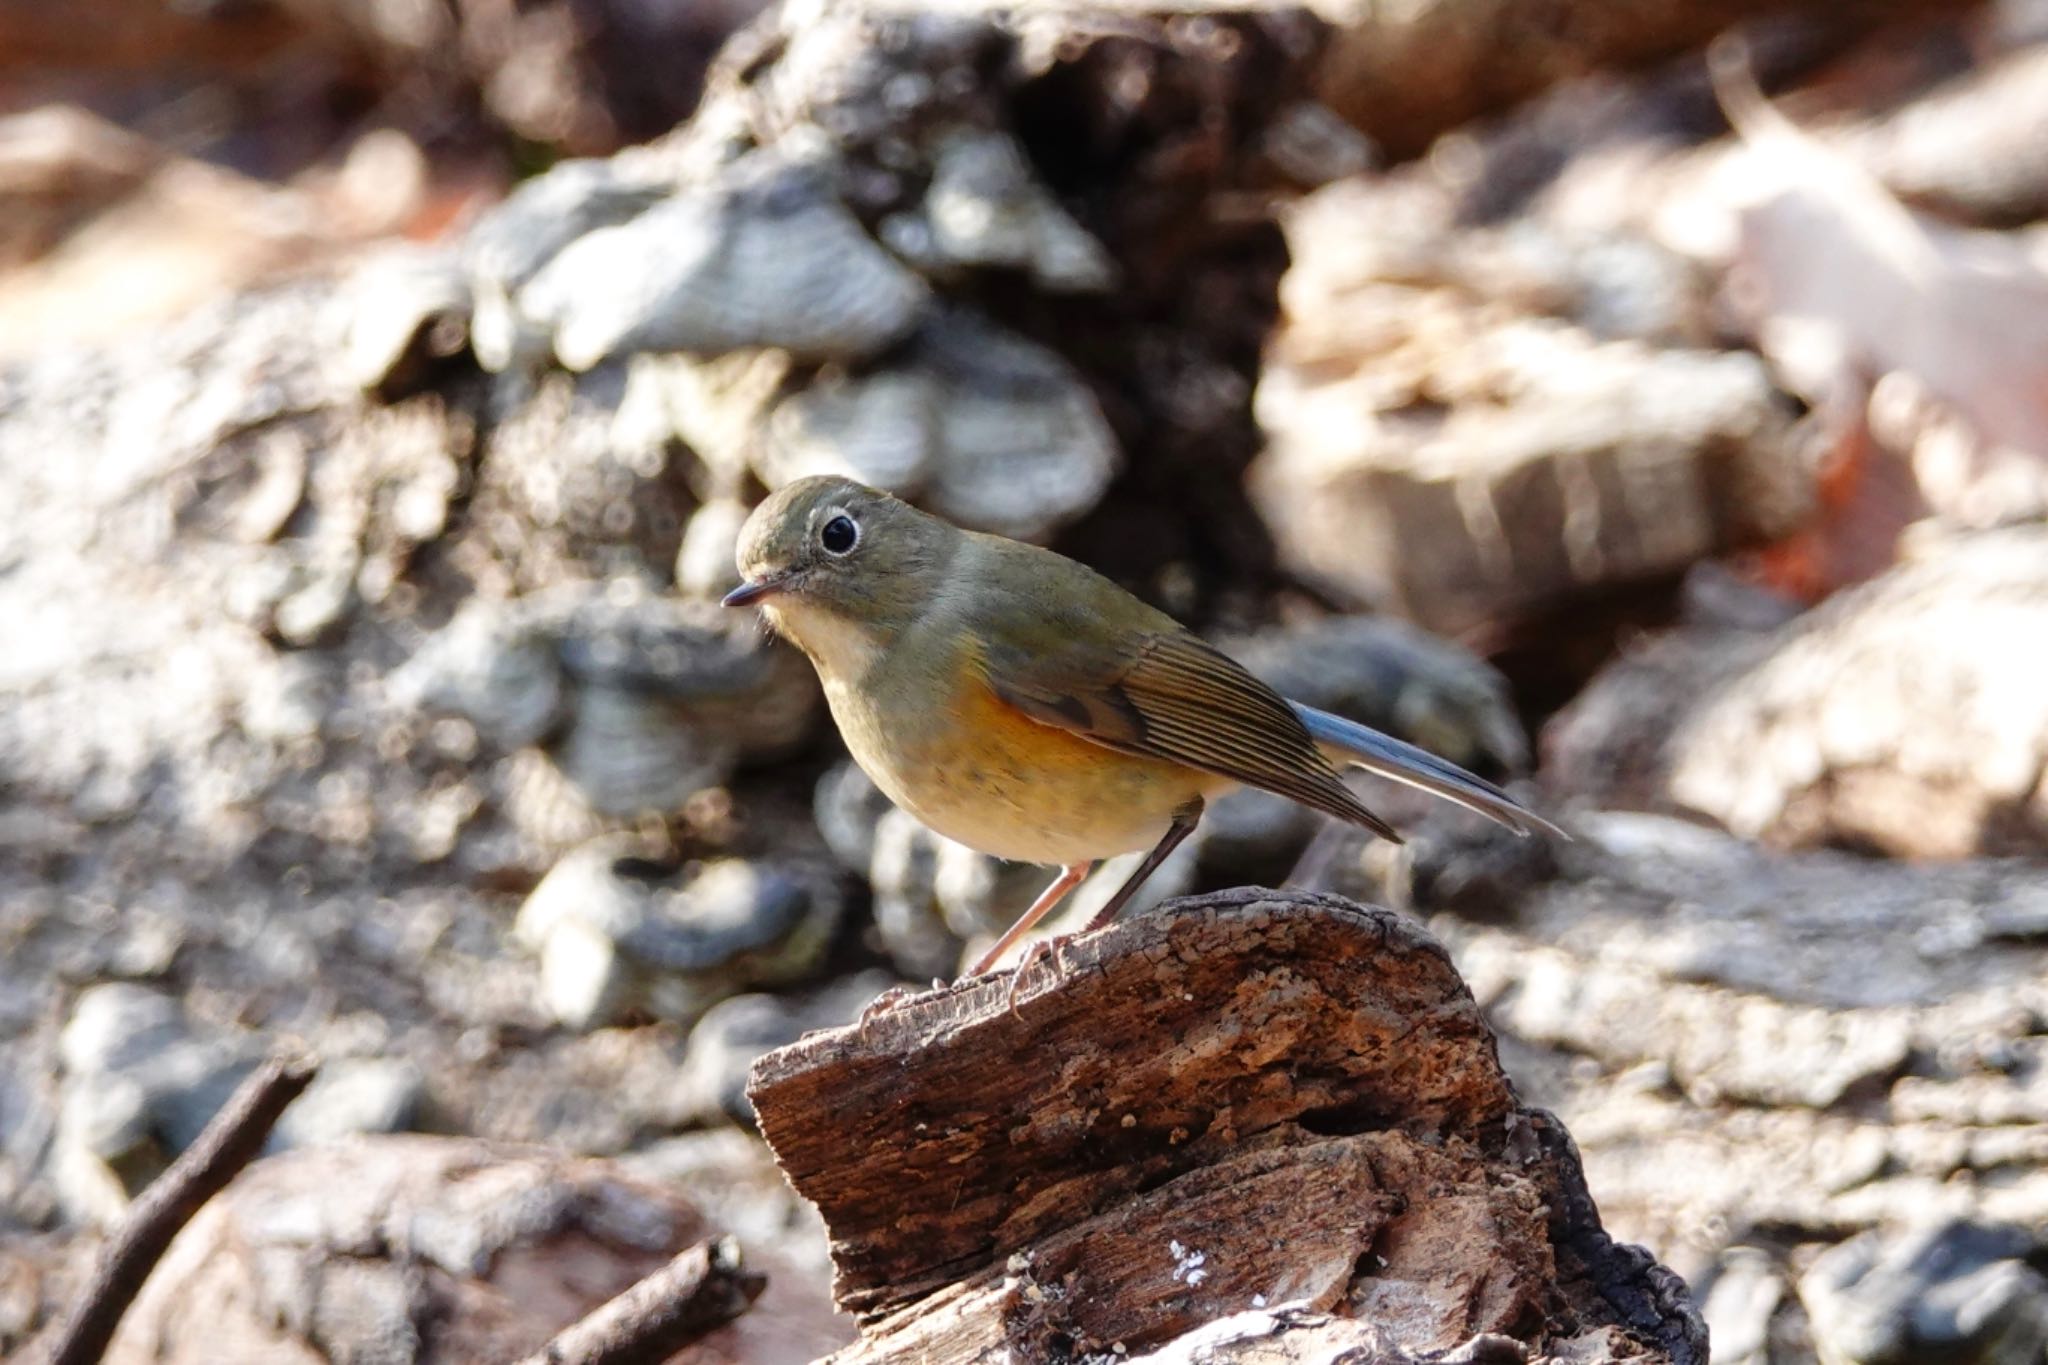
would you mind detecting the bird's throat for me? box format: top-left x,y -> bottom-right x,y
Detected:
764,598 -> 887,685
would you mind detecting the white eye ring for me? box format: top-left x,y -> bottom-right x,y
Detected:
818,510 -> 860,556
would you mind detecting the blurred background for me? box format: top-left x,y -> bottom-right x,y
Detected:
5,0 -> 2048,1359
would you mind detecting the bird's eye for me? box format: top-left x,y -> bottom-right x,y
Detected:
819,513 -> 859,556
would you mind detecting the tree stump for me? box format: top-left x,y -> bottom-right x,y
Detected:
746,889 -> 1704,1363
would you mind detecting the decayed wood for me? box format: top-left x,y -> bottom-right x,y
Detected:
746,889 -> 1703,1363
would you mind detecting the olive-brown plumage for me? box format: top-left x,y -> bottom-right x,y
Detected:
726,475 -> 1554,982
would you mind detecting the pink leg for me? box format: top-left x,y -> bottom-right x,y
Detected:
965,862 -> 1094,976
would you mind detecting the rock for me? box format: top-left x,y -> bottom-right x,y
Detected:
863,803 -> 1199,981
99,1135 -> 853,1364
0,1241 -> 51,1358
1699,1248 -> 1785,1365
822,761 -> 1200,980
54,984 -> 260,1222
514,837 -> 842,1030
881,127 -> 1116,291
866,808 -> 1011,980
395,584 -> 820,822
674,496 -> 752,602
1799,1221 -> 2048,1365
524,156 -> 930,370
51,988 -> 420,1221
1329,807 -> 2048,1283
636,347 -> 795,489
460,364 -> 695,590
554,683 -> 735,820
551,585 -> 820,779
865,808 -> 1044,979
812,760 -> 895,874
898,308 -> 1122,541
1546,525 -> 2048,857
388,599 -> 567,752
756,306 -> 1122,542
269,1058 -> 423,1150
1259,101 -> 1377,188
1251,171 -> 1808,634
747,889 -> 1704,1363
462,157 -> 671,371
756,367 -> 938,495
673,972 -> 903,1127
342,245 -> 472,396
1189,787 -> 1321,886
616,1129 -> 840,1282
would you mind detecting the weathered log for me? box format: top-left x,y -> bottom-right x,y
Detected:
747,888 -> 1703,1363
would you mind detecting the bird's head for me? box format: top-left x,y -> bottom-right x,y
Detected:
724,475 -> 957,670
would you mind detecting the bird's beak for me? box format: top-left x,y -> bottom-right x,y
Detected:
721,576 -> 783,608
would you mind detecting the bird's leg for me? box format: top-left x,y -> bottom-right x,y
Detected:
1079,797 -> 1206,936
967,861 -> 1094,977
1002,800 -> 1207,1016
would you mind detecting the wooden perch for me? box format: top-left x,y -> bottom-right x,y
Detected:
747,889 -> 1704,1363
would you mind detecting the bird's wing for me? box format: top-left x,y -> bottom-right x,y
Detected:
976,627 -> 1403,841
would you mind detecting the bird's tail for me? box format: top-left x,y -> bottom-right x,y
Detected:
1291,702 -> 1564,839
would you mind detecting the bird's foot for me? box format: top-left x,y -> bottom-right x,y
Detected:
856,978 -> 948,1034
1004,934 -> 1077,1019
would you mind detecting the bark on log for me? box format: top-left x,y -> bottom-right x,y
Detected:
746,888 -> 1704,1363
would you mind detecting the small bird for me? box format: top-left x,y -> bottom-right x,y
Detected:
724,475 -> 1557,989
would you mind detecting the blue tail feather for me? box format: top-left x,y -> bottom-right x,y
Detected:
1290,702 -> 1562,838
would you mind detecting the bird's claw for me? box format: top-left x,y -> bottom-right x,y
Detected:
855,977 -> 949,1035
856,986 -> 913,1032
1004,933 -> 1077,1019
